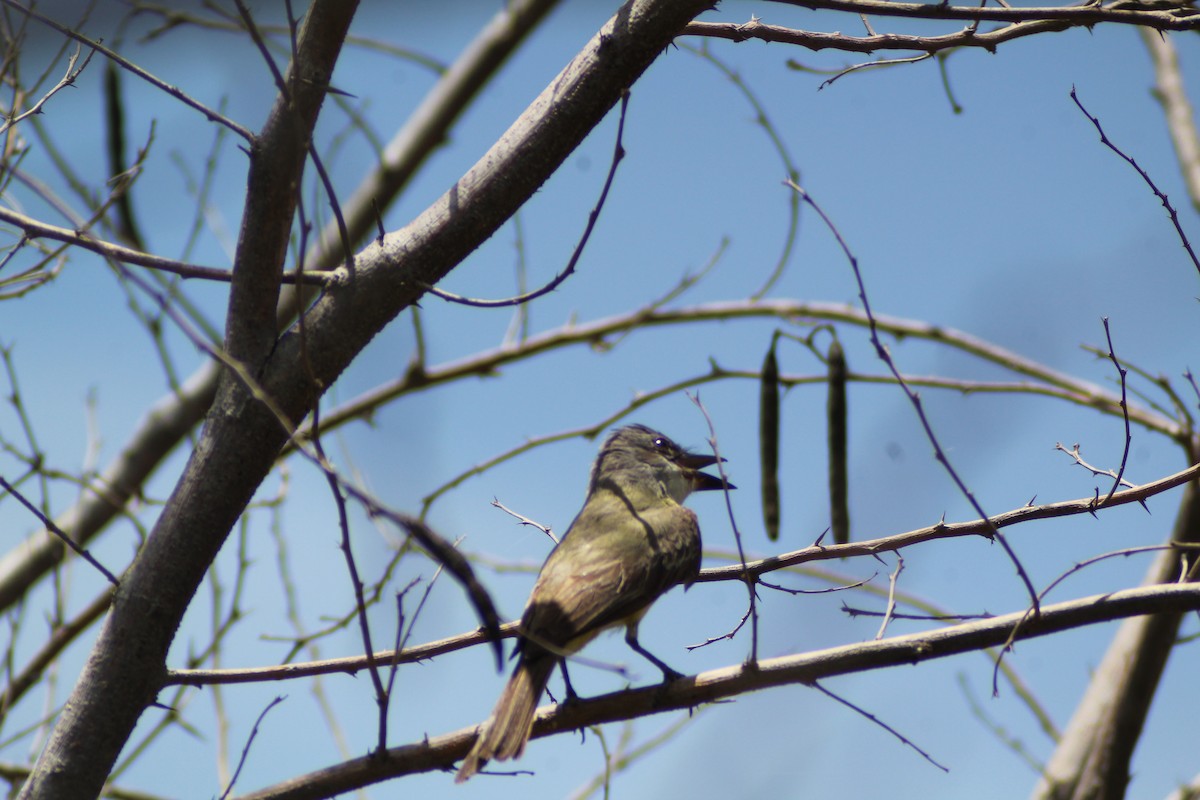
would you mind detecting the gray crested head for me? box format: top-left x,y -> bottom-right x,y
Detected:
589,424 -> 732,503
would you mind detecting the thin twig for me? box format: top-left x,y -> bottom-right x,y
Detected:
688,393 -> 758,663
1184,368 -> 1200,410
0,0 -> 254,141
821,53 -> 932,90
812,680 -> 949,772
422,91 -> 631,307
785,179 -> 1040,619
1071,85 -> 1200,276
875,554 -> 903,640
1098,318 -> 1133,505
760,573 -> 874,595
0,476 -> 119,586
385,577 -> 424,716
216,695 -> 284,800
1054,443 -> 1143,508
491,499 -> 557,544
320,436 -> 390,753
0,44 -> 95,136
1037,544 -> 1193,602
0,206 -> 330,284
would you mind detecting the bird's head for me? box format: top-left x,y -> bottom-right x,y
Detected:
592,424 -> 733,503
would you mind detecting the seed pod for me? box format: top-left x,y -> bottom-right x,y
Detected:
827,339 -> 850,545
760,337 -> 781,541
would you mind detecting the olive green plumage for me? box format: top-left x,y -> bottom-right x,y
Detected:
456,424 -> 730,782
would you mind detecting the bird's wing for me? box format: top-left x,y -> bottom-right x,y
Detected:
520,505 -> 701,652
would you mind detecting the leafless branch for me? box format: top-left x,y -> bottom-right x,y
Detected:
1071,86 -> 1200,277
423,91 -> 630,307
785,179 -> 1040,616
0,0 -> 254,140
233,582 -> 1200,799
0,206 -> 331,284
1140,29 -> 1200,212
169,457 -> 1200,690
0,45 -> 95,136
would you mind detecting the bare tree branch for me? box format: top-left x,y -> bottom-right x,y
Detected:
0,0 -> 561,618
303,299 -> 1180,448
1140,29 -> 1200,213
1032,479 -> 1200,800
768,0 -> 1199,29
235,582 -> 1200,800
0,0 -> 254,140
17,3 -> 359,795
16,1 -> 717,795
166,456 -> 1198,690
0,206 -> 330,284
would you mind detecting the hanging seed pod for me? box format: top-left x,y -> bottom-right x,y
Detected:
827,339 -> 850,545
760,336 -> 781,541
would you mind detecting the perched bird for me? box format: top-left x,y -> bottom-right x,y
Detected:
455,424 -> 731,782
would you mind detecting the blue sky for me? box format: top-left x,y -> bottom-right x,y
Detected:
2,2 -> 1200,798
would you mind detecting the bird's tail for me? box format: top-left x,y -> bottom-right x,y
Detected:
455,652 -> 556,782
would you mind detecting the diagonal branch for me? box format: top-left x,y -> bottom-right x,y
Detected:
0,0 -> 562,619
0,0 -> 254,140
167,458 -> 1199,689
16,3 -> 359,797
234,582 -> 1200,800
16,2 -> 716,797
1031,477 -> 1200,800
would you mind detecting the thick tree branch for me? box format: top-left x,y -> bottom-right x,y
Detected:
0,0 -> 560,617
16,4 -> 359,797
222,1 -> 352,366
17,1 -> 714,796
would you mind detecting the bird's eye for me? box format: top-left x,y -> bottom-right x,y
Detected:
652,437 -> 665,448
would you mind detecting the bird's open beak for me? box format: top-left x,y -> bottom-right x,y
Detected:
678,452 -> 735,491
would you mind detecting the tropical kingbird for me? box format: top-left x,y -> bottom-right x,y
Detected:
455,424 -> 730,782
